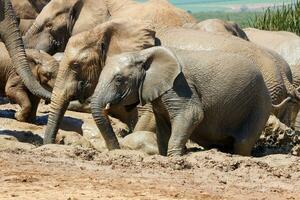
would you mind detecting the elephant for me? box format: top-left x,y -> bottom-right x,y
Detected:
11,0 -> 38,19
43,19 -> 156,144
23,0 -> 195,55
0,42 -> 58,122
11,0 -> 50,35
90,46 -> 272,156
183,19 -> 249,41
19,19 -> 35,35
285,64 -> 300,129
0,0 -> 51,102
155,27 -> 300,127
244,28 -> 300,66
11,0 -> 50,19
42,18 -> 299,145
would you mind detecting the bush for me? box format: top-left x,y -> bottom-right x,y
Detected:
250,1 -> 300,35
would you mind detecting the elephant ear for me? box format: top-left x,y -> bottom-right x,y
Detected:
67,0 -> 83,35
137,47 -> 182,105
94,18 -> 156,57
229,22 -> 249,41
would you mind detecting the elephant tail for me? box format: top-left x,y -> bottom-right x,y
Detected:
272,97 -> 291,110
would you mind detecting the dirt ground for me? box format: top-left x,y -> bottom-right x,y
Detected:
0,101 -> 300,200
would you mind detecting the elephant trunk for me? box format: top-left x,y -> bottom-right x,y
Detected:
23,21 -> 39,48
91,89 -> 120,150
1,0 -> 51,101
43,76 -> 71,144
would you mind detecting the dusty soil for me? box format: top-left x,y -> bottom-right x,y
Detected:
0,101 -> 300,200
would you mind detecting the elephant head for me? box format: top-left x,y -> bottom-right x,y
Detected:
90,46 -> 182,150
43,19 -> 155,144
23,0 -> 84,54
26,49 -> 58,91
0,0 -> 51,101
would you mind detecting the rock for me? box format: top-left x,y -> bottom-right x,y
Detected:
0,137 -> 35,151
121,131 -> 159,155
56,131 -> 92,148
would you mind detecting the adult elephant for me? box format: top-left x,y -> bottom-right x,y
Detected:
90,47 -> 272,156
23,0 -> 195,55
244,28 -> 300,66
43,19 -> 156,144
156,28 -> 299,126
11,0 -> 50,35
135,28 -> 300,131
0,0 -> 51,101
286,64 -> 300,129
184,19 -> 249,41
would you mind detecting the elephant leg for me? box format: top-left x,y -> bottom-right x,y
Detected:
153,109 -> 171,156
167,103 -> 204,156
233,106 -> 268,156
6,86 -> 33,122
27,93 -> 40,122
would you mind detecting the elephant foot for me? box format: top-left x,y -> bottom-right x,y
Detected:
15,111 -> 35,123
167,148 -> 185,157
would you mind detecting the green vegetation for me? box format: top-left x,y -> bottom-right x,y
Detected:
192,11 -> 261,28
250,1 -> 300,35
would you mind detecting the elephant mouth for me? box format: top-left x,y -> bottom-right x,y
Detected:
77,81 -> 91,103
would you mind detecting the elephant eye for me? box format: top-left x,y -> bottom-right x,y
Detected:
71,62 -> 80,70
45,22 -> 53,29
45,72 -> 52,78
115,75 -> 124,85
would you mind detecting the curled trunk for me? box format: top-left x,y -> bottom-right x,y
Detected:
0,0 -> 51,101
91,92 -> 120,150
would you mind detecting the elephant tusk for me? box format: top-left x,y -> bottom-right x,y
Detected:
105,103 -> 111,110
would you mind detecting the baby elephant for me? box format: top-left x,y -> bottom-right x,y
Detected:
90,47 -> 272,156
0,43 -> 58,122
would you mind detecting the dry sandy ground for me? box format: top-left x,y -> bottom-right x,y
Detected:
0,102 -> 300,200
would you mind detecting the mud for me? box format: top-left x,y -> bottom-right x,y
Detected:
0,101 -> 300,199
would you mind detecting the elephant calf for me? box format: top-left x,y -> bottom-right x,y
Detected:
0,42 -> 58,122
91,47 -> 272,156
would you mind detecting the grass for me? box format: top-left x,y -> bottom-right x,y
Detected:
192,11 -> 261,28
249,1 -> 300,35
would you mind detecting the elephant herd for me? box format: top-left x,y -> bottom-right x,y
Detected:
1,0 -> 300,156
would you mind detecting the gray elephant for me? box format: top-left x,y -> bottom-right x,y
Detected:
90,47 -> 272,156
0,0 -> 51,101
156,28 -> 299,127
0,43 -> 58,122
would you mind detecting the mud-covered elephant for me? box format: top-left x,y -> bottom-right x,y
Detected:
0,43 -> 58,121
11,0 -> 50,35
43,19 -> 155,144
183,19 -> 249,41
244,28 -> 300,66
90,47 -> 272,156
0,0 -> 51,101
284,64 -> 300,129
23,0 -> 195,54
11,0 -> 50,19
